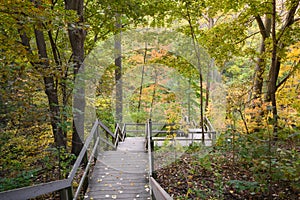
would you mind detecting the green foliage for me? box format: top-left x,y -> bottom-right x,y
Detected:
0,126 -> 53,175
216,128 -> 300,196
55,147 -> 76,178
0,0 -> 299,196
228,180 -> 260,193
129,111 -> 148,124
0,169 -> 41,192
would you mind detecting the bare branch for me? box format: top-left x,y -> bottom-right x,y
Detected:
234,31 -> 260,45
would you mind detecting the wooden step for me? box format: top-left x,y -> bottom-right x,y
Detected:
85,137 -> 150,200
117,137 -> 146,152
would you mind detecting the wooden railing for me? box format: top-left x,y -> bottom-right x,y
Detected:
98,121 -> 125,149
122,123 -> 146,137
145,119 -> 173,200
150,177 -> 173,200
145,117 -> 218,200
149,117 -> 217,146
0,119 -> 124,200
204,116 -> 217,140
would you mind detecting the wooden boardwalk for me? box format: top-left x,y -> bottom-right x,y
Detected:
85,137 -> 151,200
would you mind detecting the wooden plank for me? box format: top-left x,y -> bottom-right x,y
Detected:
85,137 -> 151,200
86,192 -> 150,200
0,179 -> 71,200
150,177 -> 173,200
117,137 -> 146,152
68,120 -> 99,180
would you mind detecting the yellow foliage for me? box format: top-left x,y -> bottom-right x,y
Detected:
128,54 -> 144,64
277,69 -> 300,129
0,124 -> 54,177
287,42 -> 300,63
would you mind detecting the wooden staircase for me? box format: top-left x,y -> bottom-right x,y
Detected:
85,137 -> 151,200
0,119 -> 216,200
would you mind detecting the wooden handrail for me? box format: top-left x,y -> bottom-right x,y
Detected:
113,124 -> 122,147
98,121 -> 125,149
124,123 -> 145,126
0,119 -> 101,200
98,120 -> 115,138
146,120 -> 174,199
150,177 -> 173,200
68,120 -> 99,180
73,136 -> 100,199
204,116 -> 216,132
121,123 -> 126,141
0,179 -> 71,200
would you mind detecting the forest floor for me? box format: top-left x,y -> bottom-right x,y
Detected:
155,144 -> 300,200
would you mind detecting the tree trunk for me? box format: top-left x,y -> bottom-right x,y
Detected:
137,42 -> 147,123
265,0 -> 299,135
34,29 -> 66,147
266,2 -> 279,132
115,13 -> 123,124
185,4 -> 205,143
205,18 -> 215,112
19,7 -> 65,148
64,0 -> 86,156
253,16 -> 271,98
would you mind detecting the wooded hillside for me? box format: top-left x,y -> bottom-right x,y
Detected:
0,0 -> 299,199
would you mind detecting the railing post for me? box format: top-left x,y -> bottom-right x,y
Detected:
94,120 -> 99,162
60,186 -> 73,200
122,123 -> 126,141
149,119 -> 155,178
105,131 -> 109,150
67,187 -> 73,200
149,119 -> 154,152
112,124 -> 116,147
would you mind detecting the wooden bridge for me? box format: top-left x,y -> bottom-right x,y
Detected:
0,118 -> 217,200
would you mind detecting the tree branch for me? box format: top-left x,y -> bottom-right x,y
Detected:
234,31 -> 260,44
255,16 -> 267,39
276,62 -> 299,90
277,0 -> 300,41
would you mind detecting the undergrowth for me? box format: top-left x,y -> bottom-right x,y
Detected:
155,129 -> 300,199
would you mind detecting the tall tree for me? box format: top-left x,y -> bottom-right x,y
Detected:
16,1 -> 67,147
64,0 -> 87,156
33,28 -> 66,147
253,16 -> 271,98
196,0 -> 300,132
266,0 -> 299,132
114,13 -> 123,123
